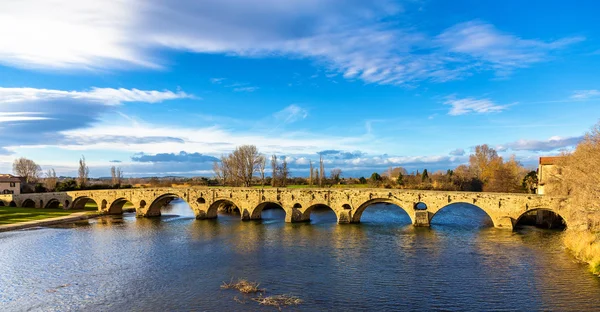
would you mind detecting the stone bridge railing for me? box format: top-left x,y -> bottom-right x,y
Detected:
1,187 -> 569,230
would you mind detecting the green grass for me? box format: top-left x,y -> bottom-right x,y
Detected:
0,207 -> 93,225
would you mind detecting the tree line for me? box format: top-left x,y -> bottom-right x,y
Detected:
12,144 -> 537,194
12,156 -> 128,193
365,144 -> 536,193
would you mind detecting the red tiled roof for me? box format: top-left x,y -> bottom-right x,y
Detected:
539,156 -> 565,165
0,174 -> 21,183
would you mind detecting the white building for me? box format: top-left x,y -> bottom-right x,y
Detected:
537,157 -> 563,195
0,174 -> 21,195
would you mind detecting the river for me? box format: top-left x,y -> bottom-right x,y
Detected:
1,201 -> 599,311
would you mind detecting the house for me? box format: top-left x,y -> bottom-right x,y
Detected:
537,157 -> 564,195
0,174 -> 21,195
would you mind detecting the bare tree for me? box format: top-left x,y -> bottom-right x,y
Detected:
330,168 -> 342,184
258,155 -> 266,186
213,160 -> 223,185
271,154 -> 278,187
44,168 -> 58,191
213,145 -> 261,187
280,156 -> 289,187
111,166 -> 117,186
12,157 -> 41,183
78,155 -> 89,188
111,166 -> 123,187
309,160 -> 314,186
319,153 -> 325,187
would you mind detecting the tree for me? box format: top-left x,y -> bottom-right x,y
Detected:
55,179 -> 78,192
547,122 -> 600,213
213,159 -> 226,185
330,168 -> 342,184
422,169 -> 429,182
78,155 -> 90,188
12,157 -> 41,183
309,160 -> 314,186
370,172 -> 382,185
319,153 -> 325,187
469,144 -> 500,182
271,155 -> 278,187
397,173 -> 404,186
522,170 -> 538,194
258,155 -> 266,186
359,176 -> 367,184
44,168 -> 58,191
280,156 -> 289,187
111,166 -> 123,187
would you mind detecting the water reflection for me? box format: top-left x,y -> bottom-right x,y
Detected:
0,203 -> 599,311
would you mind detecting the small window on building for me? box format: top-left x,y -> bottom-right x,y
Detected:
10,182 -> 15,187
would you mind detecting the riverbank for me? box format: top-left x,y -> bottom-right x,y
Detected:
0,210 -> 102,233
563,229 -> 600,276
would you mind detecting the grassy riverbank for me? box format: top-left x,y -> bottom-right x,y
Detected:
563,230 -> 600,276
0,207 -> 97,225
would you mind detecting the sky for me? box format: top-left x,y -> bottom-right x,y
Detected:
1,0 -> 599,178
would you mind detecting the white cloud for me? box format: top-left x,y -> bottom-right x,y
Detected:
444,97 -> 508,116
571,89 -> 600,99
0,112 -> 50,123
0,87 -> 192,106
0,1 -> 582,84
273,104 -> 308,124
497,136 -> 583,152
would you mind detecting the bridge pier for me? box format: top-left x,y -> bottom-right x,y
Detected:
493,217 -> 515,230
413,211 -> 431,227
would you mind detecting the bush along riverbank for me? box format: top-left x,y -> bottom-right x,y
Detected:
563,229 -> 600,276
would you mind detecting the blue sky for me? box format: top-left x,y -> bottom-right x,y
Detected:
1,0 -> 599,177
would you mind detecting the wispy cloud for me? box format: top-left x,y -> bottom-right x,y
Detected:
497,136 -> 583,152
449,148 -> 465,156
210,78 -> 226,84
0,1 -> 582,84
0,87 -> 192,105
444,97 -> 508,116
436,21 -> 584,76
233,86 -> 259,92
571,89 -> 600,99
273,104 -> 308,124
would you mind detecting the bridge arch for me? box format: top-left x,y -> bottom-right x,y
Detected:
251,201 -> 287,220
71,196 -> 99,210
352,198 -> 413,223
430,202 -> 494,227
302,204 -> 337,222
207,199 -> 240,219
45,198 -> 63,209
9,201 -> 16,207
108,198 -> 136,215
21,199 -> 36,208
146,193 -> 191,217
515,208 -> 567,230
0,200 -> 5,206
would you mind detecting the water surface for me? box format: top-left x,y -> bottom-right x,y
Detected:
1,202 -> 598,311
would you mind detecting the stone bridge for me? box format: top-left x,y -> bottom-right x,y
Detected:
0,188 -> 569,230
